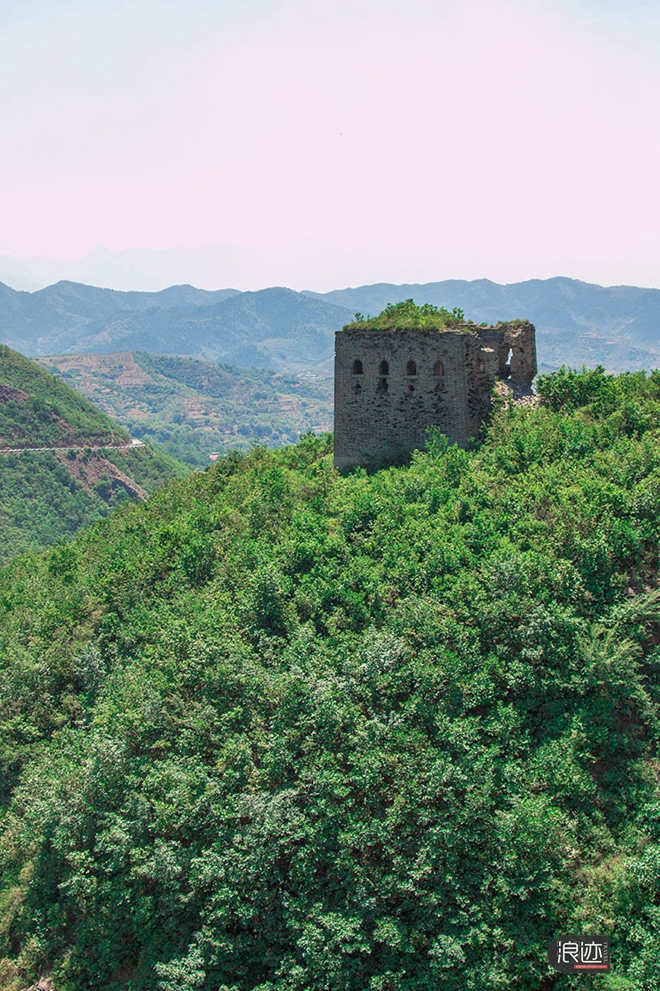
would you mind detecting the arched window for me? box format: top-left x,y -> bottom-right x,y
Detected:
406,360 -> 417,376
433,360 -> 444,377
377,377 -> 389,394
379,360 -> 389,376
352,359 -> 363,375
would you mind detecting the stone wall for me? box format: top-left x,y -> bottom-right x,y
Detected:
334,320 -> 536,469
474,320 -> 537,389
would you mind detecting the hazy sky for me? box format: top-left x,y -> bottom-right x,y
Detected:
2,0 -> 660,290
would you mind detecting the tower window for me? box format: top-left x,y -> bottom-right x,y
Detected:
377,377 -> 389,394
433,360 -> 444,377
406,360 -> 417,376
352,359 -> 363,375
379,360 -> 389,376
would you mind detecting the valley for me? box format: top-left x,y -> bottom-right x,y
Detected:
37,351 -> 333,467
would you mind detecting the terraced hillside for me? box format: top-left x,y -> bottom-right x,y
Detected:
38,351 -> 333,467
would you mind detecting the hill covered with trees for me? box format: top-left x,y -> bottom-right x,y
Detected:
1,368 -> 660,988
0,343 -> 128,450
0,346 -> 188,560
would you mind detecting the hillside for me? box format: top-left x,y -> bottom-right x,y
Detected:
37,351 -> 333,467
1,369 -> 660,988
3,276 -> 660,374
0,343 -> 128,449
0,347 -> 188,560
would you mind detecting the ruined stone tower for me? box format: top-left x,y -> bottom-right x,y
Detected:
333,318 -> 537,469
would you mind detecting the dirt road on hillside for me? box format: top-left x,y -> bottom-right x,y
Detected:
0,439 -> 144,455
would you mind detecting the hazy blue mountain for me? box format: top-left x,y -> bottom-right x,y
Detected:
308,277 -> 660,372
0,283 -> 350,375
0,281 -> 241,354
2,276 -> 660,374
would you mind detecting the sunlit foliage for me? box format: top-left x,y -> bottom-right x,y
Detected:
1,371 -> 660,988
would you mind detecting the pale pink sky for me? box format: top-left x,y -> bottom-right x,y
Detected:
1,0 -> 660,290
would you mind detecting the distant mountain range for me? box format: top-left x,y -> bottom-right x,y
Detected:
311,278 -> 660,373
0,282 -> 345,376
2,277 -> 660,374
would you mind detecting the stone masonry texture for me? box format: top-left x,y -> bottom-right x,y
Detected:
333,321 -> 537,469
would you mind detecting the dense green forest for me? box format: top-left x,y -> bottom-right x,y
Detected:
38,352 -> 333,467
2,367 -> 660,989
0,445 -> 188,563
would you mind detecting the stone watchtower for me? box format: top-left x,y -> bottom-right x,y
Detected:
333,315 -> 536,469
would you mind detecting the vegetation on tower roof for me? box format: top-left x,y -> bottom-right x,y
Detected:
344,298 -> 467,331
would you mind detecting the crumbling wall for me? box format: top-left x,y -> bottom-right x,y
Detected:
475,320 -> 537,390
334,328 -> 495,468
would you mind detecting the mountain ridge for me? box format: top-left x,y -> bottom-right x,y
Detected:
2,276 -> 660,373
